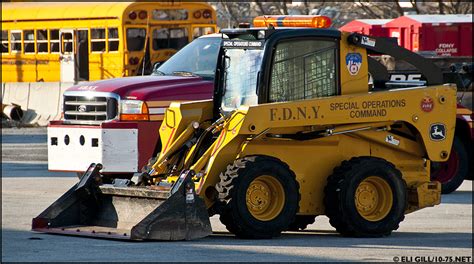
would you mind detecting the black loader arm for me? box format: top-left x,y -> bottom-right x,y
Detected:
347,33 -> 444,86
367,56 -> 390,87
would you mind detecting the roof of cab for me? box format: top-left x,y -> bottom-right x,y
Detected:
221,27 -> 341,40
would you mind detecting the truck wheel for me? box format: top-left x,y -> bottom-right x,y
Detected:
216,155 -> 300,239
431,137 -> 468,194
324,157 -> 407,237
287,215 -> 316,231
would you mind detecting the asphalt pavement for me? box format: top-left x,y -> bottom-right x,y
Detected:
1,128 -> 473,262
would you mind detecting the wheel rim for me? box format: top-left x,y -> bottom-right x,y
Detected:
431,150 -> 460,183
354,176 -> 393,222
246,175 -> 285,221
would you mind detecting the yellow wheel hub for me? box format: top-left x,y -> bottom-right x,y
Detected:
355,176 -> 393,222
246,175 -> 285,221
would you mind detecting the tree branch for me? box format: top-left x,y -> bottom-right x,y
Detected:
357,2 -> 383,19
254,0 -> 266,15
393,0 -> 405,16
410,0 -> 420,14
438,0 -> 445,14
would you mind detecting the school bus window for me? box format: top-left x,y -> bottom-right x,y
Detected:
1,30 -> 8,53
36,30 -> 48,53
127,28 -> 146,51
91,28 -> 106,52
24,30 -> 35,53
193,27 -> 215,39
108,28 -> 119,52
10,31 -> 21,53
50,29 -> 60,53
152,9 -> 188,21
62,32 -> 73,53
152,28 -> 188,50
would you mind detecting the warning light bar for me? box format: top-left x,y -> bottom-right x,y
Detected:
253,15 -> 332,28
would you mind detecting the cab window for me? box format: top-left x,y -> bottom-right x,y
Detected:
10,31 -> 21,53
152,28 -> 188,50
91,28 -> 106,52
127,28 -> 146,51
193,27 -> 215,39
61,32 -> 73,53
36,30 -> 48,53
24,30 -> 35,53
50,29 -> 60,53
108,28 -> 119,52
269,39 -> 337,103
152,9 -> 188,21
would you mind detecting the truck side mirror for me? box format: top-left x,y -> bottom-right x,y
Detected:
153,62 -> 163,72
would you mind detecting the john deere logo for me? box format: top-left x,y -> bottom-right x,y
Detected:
78,105 -> 87,112
429,123 -> 446,141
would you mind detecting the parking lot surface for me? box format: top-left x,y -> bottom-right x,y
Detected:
2,128 -> 472,262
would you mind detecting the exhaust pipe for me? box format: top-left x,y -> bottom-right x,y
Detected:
2,104 -> 23,121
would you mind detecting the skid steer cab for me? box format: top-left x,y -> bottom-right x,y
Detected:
33,15 -> 457,241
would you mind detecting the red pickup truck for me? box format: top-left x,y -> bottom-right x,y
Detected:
47,34 -> 222,178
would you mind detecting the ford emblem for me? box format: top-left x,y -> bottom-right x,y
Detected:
78,105 -> 87,112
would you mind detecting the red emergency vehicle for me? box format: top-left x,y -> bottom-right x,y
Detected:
341,16 -> 473,193
339,19 -> 391,37
384,14 -> 472,56
47,34 -> 222,177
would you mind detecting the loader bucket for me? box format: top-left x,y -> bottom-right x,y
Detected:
32,163 -> 212,241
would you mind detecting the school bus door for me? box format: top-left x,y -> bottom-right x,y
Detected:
59,29 -> 75,82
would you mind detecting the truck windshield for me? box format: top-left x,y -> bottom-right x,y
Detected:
221,48 -> 263,112
153,37 -> 221,79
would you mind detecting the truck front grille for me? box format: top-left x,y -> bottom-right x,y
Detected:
63,95 -> 118,124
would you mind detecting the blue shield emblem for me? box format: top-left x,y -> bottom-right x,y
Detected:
346,53 -> 362,76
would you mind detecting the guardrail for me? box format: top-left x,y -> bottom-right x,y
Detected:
1,82 -> 84,126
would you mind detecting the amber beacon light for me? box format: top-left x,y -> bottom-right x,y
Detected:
253,15 -> 332,28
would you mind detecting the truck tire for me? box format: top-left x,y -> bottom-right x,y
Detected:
324,157 -> 407,237
287,215 -> 316,231
216,155 -> 300,239
431,137 -> 468,194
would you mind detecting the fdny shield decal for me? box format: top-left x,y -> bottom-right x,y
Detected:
346,53 -> 362,76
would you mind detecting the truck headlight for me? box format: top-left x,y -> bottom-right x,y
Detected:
120,100 -> 149,121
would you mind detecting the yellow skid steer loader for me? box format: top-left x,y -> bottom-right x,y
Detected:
33,15 -> 457,240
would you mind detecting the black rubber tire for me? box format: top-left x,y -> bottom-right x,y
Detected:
324,157 -> 407,237
215,155 -> 300,239
287,215 -> 316,231
431,137 -> 468,194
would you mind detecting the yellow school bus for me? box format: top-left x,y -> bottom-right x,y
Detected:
1,2 -> 217,82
